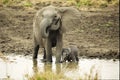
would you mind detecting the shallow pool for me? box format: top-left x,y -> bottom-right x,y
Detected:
0,55 -> 119,80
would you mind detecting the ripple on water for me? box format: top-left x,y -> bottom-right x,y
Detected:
0,55 -> 119,80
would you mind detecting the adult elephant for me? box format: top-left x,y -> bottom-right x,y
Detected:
33,5 -> 80,63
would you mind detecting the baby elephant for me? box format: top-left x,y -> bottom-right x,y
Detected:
62,45 -> 79,62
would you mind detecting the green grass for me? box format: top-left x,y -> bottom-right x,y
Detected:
26,66 -> 99,80
25,71 -> 69,80
76,0 -> 92,7
1,0 -> 33,7
0,0 -> 119,8
23,0 -> 33,7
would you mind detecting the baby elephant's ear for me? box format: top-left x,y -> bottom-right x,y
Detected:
58,7 -> 81,32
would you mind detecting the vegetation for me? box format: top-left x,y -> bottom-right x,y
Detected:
25,71 -> 69,80
23,0 -> 33,7
0,0 -> 33,7
26,72 -> 99,80
0,0 -> 119,8
26,65 -> 99,80
0,0 -> 118,80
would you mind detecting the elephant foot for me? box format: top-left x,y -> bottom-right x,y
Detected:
60,61 -> 64,63
46,55 -> 52,62
41,59 -> 47,62
55,60 -> 63,63
33,55 -> 37,59
59,60 -> 65,63
41,59 -> 52,63
46,59 -> 52,63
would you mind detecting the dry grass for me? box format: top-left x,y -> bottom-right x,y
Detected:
0,52 -> 8,61
25,71 -> 70,80
26,65 -> 99,80
26,72 -> 99,80
0,0 -> 119,8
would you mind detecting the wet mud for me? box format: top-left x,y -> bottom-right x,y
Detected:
0,4 -> 119,59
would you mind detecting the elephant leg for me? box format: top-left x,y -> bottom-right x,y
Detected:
41,48 -> 47,62
33,36 -> 39,59
43,48 -> 46,59
56,35 -> 63,63
70,54 -> 76,62
33,45 -> 39,59
33,59 -> 38,73
46,38 -> 52,62
68,56 -> 72,62
76,57 -> 79,62
75,55 -> 79,62
72,56 -> 76,62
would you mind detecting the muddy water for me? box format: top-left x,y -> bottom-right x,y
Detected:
0,55 -> 119,80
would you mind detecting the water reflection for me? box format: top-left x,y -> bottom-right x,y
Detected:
32,60 -> 61,74
32,59 -> 79,75
32,59 -> 38,74
64,62 -> 78,69
0,55 -> 119,80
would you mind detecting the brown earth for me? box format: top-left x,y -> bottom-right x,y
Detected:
0,4 -> 119,59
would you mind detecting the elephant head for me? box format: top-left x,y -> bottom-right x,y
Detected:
62,48 -> 71,62
62,46 -> 79,62
35,5 -> 81,38
39,6 -> 61,38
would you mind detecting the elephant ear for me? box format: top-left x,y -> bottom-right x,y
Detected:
58,7 -> 81,32
33,7 -> 45,28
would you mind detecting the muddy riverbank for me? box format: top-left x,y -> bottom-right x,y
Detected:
0,3 -> 119,59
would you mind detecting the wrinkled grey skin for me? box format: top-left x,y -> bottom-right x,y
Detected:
33,5 -> 80,63
62,46 -> 79,62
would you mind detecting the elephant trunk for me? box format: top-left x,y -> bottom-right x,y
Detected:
50,18 -> 61,30
40,18 -> 51,38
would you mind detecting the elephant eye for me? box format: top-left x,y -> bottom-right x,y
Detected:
54,15 -> 57,18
